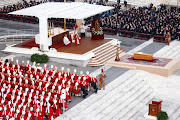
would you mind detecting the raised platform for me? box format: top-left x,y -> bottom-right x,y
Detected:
3,37 -> 118,67
106,53 -> 180,77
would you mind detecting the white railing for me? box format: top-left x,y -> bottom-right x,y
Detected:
4,29 -> 37,35
0,36 -> 35,45
0,29 -> 37,45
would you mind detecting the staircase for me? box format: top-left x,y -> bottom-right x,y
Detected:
154,40 -> 180,59
56,70 -> 155,120
168,106 -> 180,120
56,69 -> 180,120
88,42 -> 125,66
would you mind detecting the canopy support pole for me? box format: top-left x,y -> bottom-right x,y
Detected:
64,18 -> 66,30
39,17 -> 49,51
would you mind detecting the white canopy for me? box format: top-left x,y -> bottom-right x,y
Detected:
9,2 -> 114,51
9,2 -> 114,19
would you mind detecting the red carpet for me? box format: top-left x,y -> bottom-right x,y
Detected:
119,54 -> 172,67
21,40 -> 64,49
22,40 -> 39,47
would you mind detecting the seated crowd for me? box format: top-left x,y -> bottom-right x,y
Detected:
0,0 -> 48,13
0,57 -> 98,120
85,4 -> 180,40
101,4 -> 179,38
84,3 -> 121,26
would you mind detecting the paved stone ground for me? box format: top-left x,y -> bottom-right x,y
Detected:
0,19 -> 171,119
0,44 -> 8,57
0,19 -> 39,32
139,41 -> 166,54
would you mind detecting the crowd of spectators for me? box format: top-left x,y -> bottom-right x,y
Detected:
85,3 -> 180,39
84,3 -> 121,26
0,0 -> 49,14
100,4 -> 179,39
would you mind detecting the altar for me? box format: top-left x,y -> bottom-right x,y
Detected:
35,28 -> 69,48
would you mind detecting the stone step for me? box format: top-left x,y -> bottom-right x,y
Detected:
167,104 -> 180,117
56,71 -> 139,120
72,74 -> 140,119
94,46 -> 116,59
101,84 -> 149,120
82,77 -> 144,120
128,93 -> 155,120
155,40 -> 179,56
93,50 -> 121,63
170,51 -> 180,58
171,43 -> 180,51
176,53 -> 180,58
115,89 -> 154,120
91,42 -> 113,54
88,50 -> 123,66
94,45 -> 115,57
169,106 -> 180,120
99,81 -> 147,120
75,75 -> 143,120
95,49 -> 123,61
161,42 -> 180,57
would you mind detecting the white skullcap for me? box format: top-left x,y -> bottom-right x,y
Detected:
66,87 -> 69,91
62,80 -> 65,84
16,109 -> 20,113
44,64 -> 47,67
30,107 -> 33,111
64,74 -> 67,77
53,99 -> 57,103
55,66 -> 57,70
54,94 -> 57,98
61,67 -> 64,70
75,82 -> 79,86
58,86 -> 61,89
22,110 -> 25,115
51,65 -> 53,68
28,112 -> 31,117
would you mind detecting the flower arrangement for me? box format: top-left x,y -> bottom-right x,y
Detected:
92,27 -> 103,35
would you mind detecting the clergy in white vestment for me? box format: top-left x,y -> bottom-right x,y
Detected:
80,23 -> 86,37
63,34 -> 71,47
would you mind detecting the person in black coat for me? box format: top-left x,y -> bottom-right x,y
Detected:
91,81 -> 98,93
81,85 -> 88,98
